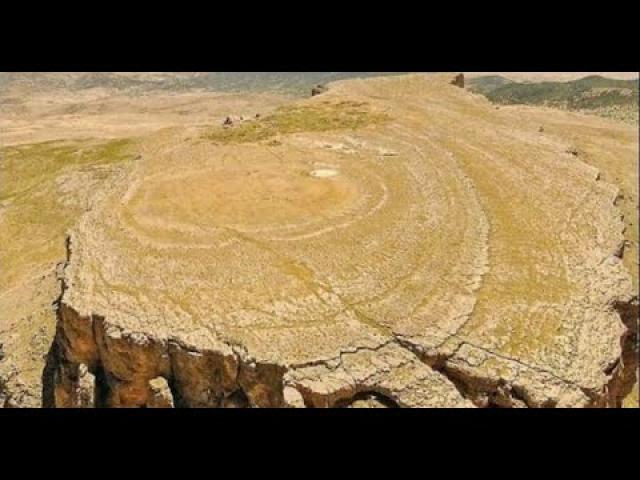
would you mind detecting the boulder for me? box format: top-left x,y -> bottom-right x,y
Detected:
147,376 -> 174,408
311,84 -> 328,96
451,73 -> 465,88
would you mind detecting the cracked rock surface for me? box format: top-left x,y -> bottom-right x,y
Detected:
47,74 -> 637,408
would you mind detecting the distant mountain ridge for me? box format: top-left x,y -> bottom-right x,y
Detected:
468,74 -> 639,123
0,72 -> 403,96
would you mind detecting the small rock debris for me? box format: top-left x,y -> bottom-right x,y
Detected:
566,147 -> 580,157
311,84 -> 328,97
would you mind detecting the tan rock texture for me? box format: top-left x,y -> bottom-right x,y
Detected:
0,88 -> 289,407
45,74 -> 637,408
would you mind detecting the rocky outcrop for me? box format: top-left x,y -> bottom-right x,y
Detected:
49,299 -> 471,408
147,377 -> 174,408
311,84 -> 328,96
48,292 -> 636,408
0,373 -> 7,407
603,297 -> 639,407
52,361 -> 95,408
451,73 -> 465,88
344,393 -> 395,408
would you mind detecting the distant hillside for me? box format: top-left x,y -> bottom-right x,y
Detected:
0,72 -> 403,97
468,75 -> 639,124
465,75 -> 515,94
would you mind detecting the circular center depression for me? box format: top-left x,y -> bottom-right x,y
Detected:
132,165 -> 358,229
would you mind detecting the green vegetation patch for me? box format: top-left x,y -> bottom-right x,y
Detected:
469,75 -> 638,113
466,75 -> 514,95
204,101 -> 389,144
0,138 -> 135,289
1,138 -> 132,201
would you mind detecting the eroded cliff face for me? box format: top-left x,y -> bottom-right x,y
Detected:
604,298 -> 639,406
40,74 -> 638,409
49,267 -> 474,408
0,87 -> 294,408
49,303 -> 286,408
48,281 -> 637,408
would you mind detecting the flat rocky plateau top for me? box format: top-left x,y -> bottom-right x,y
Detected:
53,74 -> 636,408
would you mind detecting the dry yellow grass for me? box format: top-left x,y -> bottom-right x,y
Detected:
52,74 -> 637,407
204,101 -> 388,144
2,73 -> 637,408
1,90 -> 290,406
